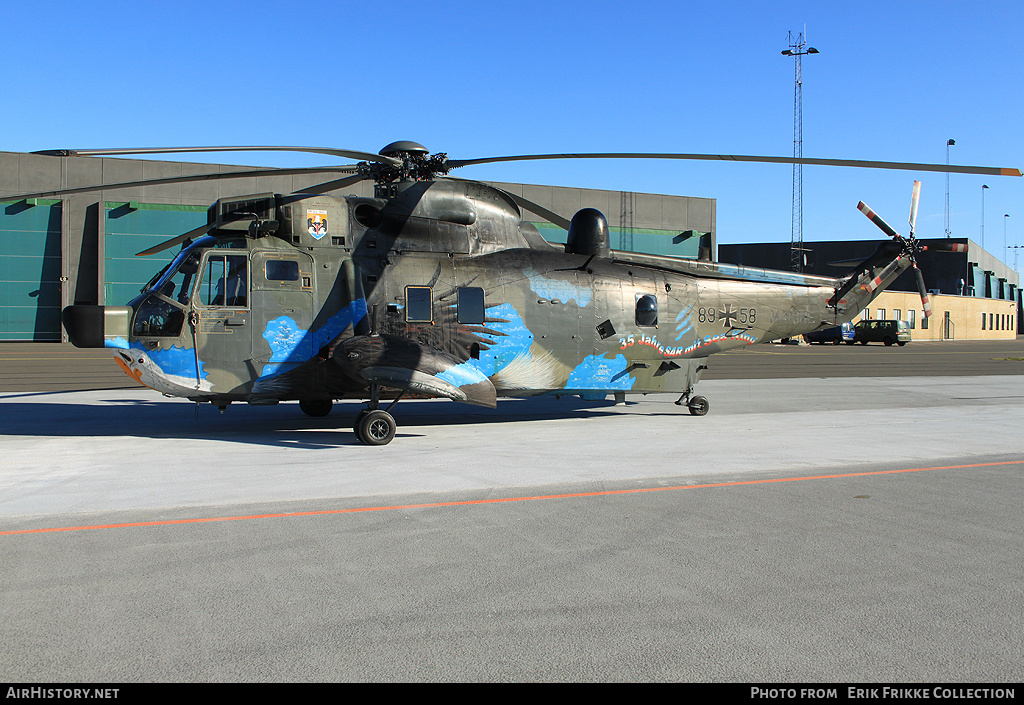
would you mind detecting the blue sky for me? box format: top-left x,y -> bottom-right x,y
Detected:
4,0 -> 1023,260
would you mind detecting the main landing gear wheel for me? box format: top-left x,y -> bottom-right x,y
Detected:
687,395 -> 710,416
356,409 -> 396,446
299,398 -> 333,417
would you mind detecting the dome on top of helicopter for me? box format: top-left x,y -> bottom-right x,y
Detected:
379,141 -> 430,158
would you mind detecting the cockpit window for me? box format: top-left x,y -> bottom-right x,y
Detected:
133,298 -> 186,337
160,252 -> 200,305
132,250 -> 200,337
143,236 -> 216,302
199,254 -> 248,307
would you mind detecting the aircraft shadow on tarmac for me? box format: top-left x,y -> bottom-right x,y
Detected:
0,393 -> 690,449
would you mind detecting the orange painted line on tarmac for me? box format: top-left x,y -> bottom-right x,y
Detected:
2,460 -> 1021,537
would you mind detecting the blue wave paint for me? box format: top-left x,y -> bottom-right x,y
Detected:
565,354 -> 635,391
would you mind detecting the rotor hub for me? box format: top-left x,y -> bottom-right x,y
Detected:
360,141 -> 449,185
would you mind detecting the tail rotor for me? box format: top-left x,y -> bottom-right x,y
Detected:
858,180 -> 934,318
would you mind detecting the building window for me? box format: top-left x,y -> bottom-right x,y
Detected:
922,313 -> 929,330
862,309 -> 870,321
982,313 -> 987,330
457,287 -> 485,324
877,309 -> 886,320
990,313 -> 994,331
908,309 -> 916,329
405,286 -> 433,323
893,309 -> 901,322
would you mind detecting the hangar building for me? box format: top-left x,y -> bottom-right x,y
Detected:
1,149 -> 1016,342
0,150 -> 714,342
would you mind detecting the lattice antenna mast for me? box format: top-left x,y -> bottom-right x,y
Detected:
782,31 -> 819,272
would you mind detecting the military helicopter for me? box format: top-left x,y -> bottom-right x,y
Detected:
8,142 -> 1020,444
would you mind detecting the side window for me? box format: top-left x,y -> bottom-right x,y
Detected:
199,254 -> 248,307
266,260 -> 299,281
405,286 -> 433,323
457,287 -> 485,324
635,294 -> 658,327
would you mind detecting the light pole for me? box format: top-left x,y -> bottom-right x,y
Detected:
782,31 -> 819,273
981,184 -> 989,251
945,139 -> 955,238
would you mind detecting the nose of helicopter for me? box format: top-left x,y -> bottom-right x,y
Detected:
61,305 -> 132,348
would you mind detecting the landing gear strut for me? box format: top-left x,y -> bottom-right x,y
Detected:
354,385 -> 404,446
687,395 -> 709,416
675,389 -> 710,416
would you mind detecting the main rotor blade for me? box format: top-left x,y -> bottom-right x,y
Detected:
1,165 -> 358,201
298,173 -> 370,195
34,145 -> 401,166
448,152 -> 1022,177
501,192 -> 572,231
443,176 -> 573,230
135,221 -> 217,257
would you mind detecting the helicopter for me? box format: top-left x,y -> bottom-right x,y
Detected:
7,142 -> 1020,445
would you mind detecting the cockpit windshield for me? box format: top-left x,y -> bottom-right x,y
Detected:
144,236 -> 216,302
132,236 -> 215,337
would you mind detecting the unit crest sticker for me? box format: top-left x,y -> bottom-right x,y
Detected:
307,209 -> 328,240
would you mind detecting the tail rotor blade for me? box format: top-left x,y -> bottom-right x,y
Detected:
913,266 -> 933,318
921,242 -> 969,253
909,180 -> 921,235
858,201 -> 905,242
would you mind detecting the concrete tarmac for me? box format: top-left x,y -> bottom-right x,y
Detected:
1,362 -> 1022,681
2,337 -> 1023,392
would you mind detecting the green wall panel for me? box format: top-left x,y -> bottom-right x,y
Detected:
0,201 -> 61,340
104,204 -> 207,306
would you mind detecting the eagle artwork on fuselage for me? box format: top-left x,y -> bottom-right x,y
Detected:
30,141 -> 1018,444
